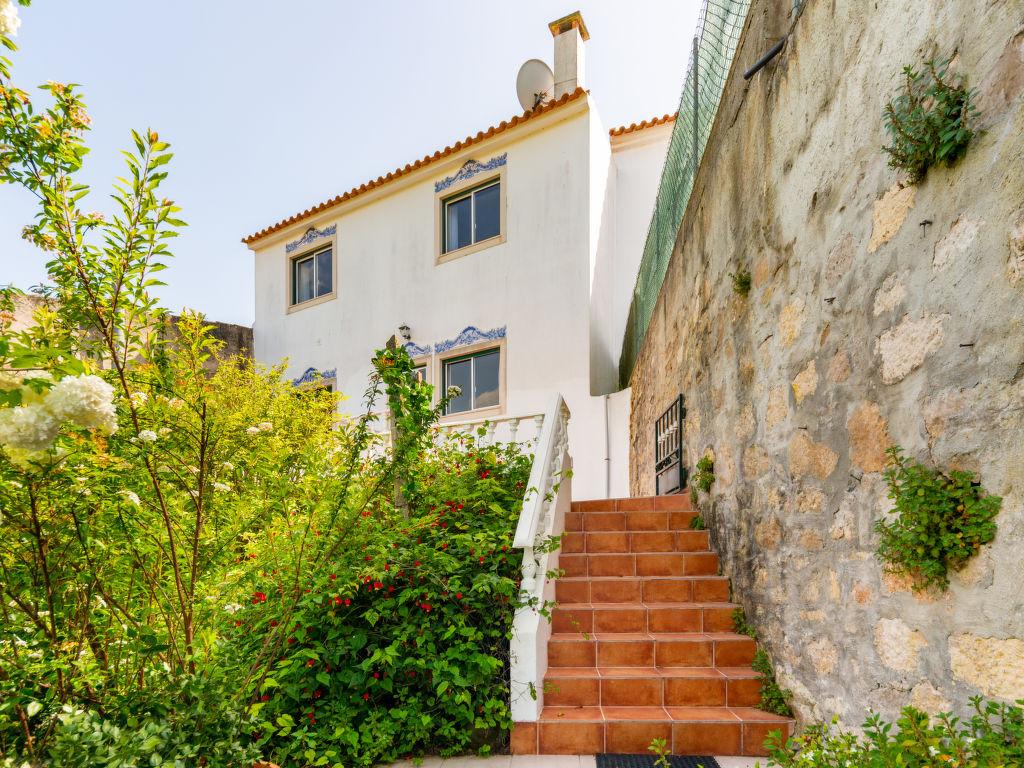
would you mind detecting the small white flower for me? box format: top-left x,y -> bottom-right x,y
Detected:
258,421 -> 273,432
119,490 -> 140,506
246,426 -> 260,435
221,461 -> 234,471
212,482 -> 231,492
157,465 -> 171,473
158,427 -> 171,435
137,429 -> 157,442
168,398 -> 185,409
129,391 -> 148,406
186,465 -> 199,474
223,603 -> 242,615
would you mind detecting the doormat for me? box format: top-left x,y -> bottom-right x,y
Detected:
596,756 -> 721,768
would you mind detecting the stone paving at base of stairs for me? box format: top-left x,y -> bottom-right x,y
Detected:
384,755 -> 762,767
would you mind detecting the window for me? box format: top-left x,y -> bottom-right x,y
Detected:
291,245 -> 333,306
443,348 -> 500,415
412,364 -> 428,384
442,179 -> 501,254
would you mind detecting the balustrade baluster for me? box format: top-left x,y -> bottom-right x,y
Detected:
508,418 -> 519,444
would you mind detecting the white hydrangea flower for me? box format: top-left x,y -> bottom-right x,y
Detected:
212,482 -> 231,492
46,375 -> 117,430
0,371 -> 21,392
258,421 -> 273,432
0,0 -> 21,38
0,403 -> 59,451
221,461 -> 234,471
246,426 -> 260,435
137,429 -> 157,442
119,490 -> 140,506
129,391 -> 148,406
223,603 -> 242,615
158,427 -> 171,435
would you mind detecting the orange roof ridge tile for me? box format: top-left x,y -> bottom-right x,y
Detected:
609,112 -> 677,137
242,87 -> 589,245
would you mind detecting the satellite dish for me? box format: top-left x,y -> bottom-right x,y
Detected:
516,59 -> 555,112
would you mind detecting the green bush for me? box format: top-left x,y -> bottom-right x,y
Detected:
689,514 -> 706,531
876,446 -> 1000,591
762,698 -> 1024,768
882,58 -> 977,183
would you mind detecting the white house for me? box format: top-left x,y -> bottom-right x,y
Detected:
243,12 -> 673,500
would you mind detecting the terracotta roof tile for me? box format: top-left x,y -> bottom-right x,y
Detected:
242,86 -> 589,245
609,112 -> 677,137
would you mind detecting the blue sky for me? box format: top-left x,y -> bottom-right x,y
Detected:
0,1 -> 700,325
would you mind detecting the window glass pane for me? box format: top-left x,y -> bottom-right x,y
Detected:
474,183 -> 500,243
315,248 -> 332,297
473,350 -> 500,408
445,195 -> 472,252
445,358 -> 472,414
295,257 -> 315,303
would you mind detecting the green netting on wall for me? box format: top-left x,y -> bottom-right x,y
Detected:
619,0 -> 752,387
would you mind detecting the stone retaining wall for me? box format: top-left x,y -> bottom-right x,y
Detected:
629,0 -> 1024,728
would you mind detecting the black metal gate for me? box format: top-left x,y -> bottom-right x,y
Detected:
655,395 -> 686,495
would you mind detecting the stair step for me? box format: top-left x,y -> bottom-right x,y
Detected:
560,530 -> 711,554
555,575 -> 730,604
552,602 -> 737,634
513,706 -> 791,756
547,632 -> 757,668
559,550 -> 717,578
571,496 -> 692,514
566,510 -> 699,532
543,666 -> 762,708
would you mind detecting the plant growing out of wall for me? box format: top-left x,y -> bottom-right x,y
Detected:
882,58 -> 978,183
693,454 -> 715,493
689,513 -> 707,530
875,446 -> 1000,592
730,269 -> 751,296
730,609 -> 792,716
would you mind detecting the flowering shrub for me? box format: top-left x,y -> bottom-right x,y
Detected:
761,698 -> 1024,768
220,430 -> 533,767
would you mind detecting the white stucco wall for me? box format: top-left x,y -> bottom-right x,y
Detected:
250,98 -> 668,501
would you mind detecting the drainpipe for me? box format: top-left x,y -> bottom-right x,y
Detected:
604,394 -> 611,498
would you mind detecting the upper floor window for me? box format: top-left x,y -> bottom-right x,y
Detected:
442,179 -> 501,254
291,245 -> 333,306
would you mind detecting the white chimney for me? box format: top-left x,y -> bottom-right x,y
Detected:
549,11 -> 589,99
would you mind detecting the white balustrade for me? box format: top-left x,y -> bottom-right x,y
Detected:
509,393 -> 572,722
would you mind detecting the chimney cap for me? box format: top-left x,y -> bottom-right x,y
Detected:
548,11 -> 589,41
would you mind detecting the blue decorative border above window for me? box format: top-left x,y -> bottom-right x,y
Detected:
435,154 -> 507,194
404,342 -> 431,358
435,325 -> 506,354
292,367 -> 337,387
285,224 -> 337,255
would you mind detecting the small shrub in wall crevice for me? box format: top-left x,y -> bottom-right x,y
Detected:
693,454 -> 715,493
731,609 -> 792,717
882,58 -> 977,184
875,446 -> 999,592
730,269 -> 751,297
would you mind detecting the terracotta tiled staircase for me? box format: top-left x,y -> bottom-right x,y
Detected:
511,495 -> 793,756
